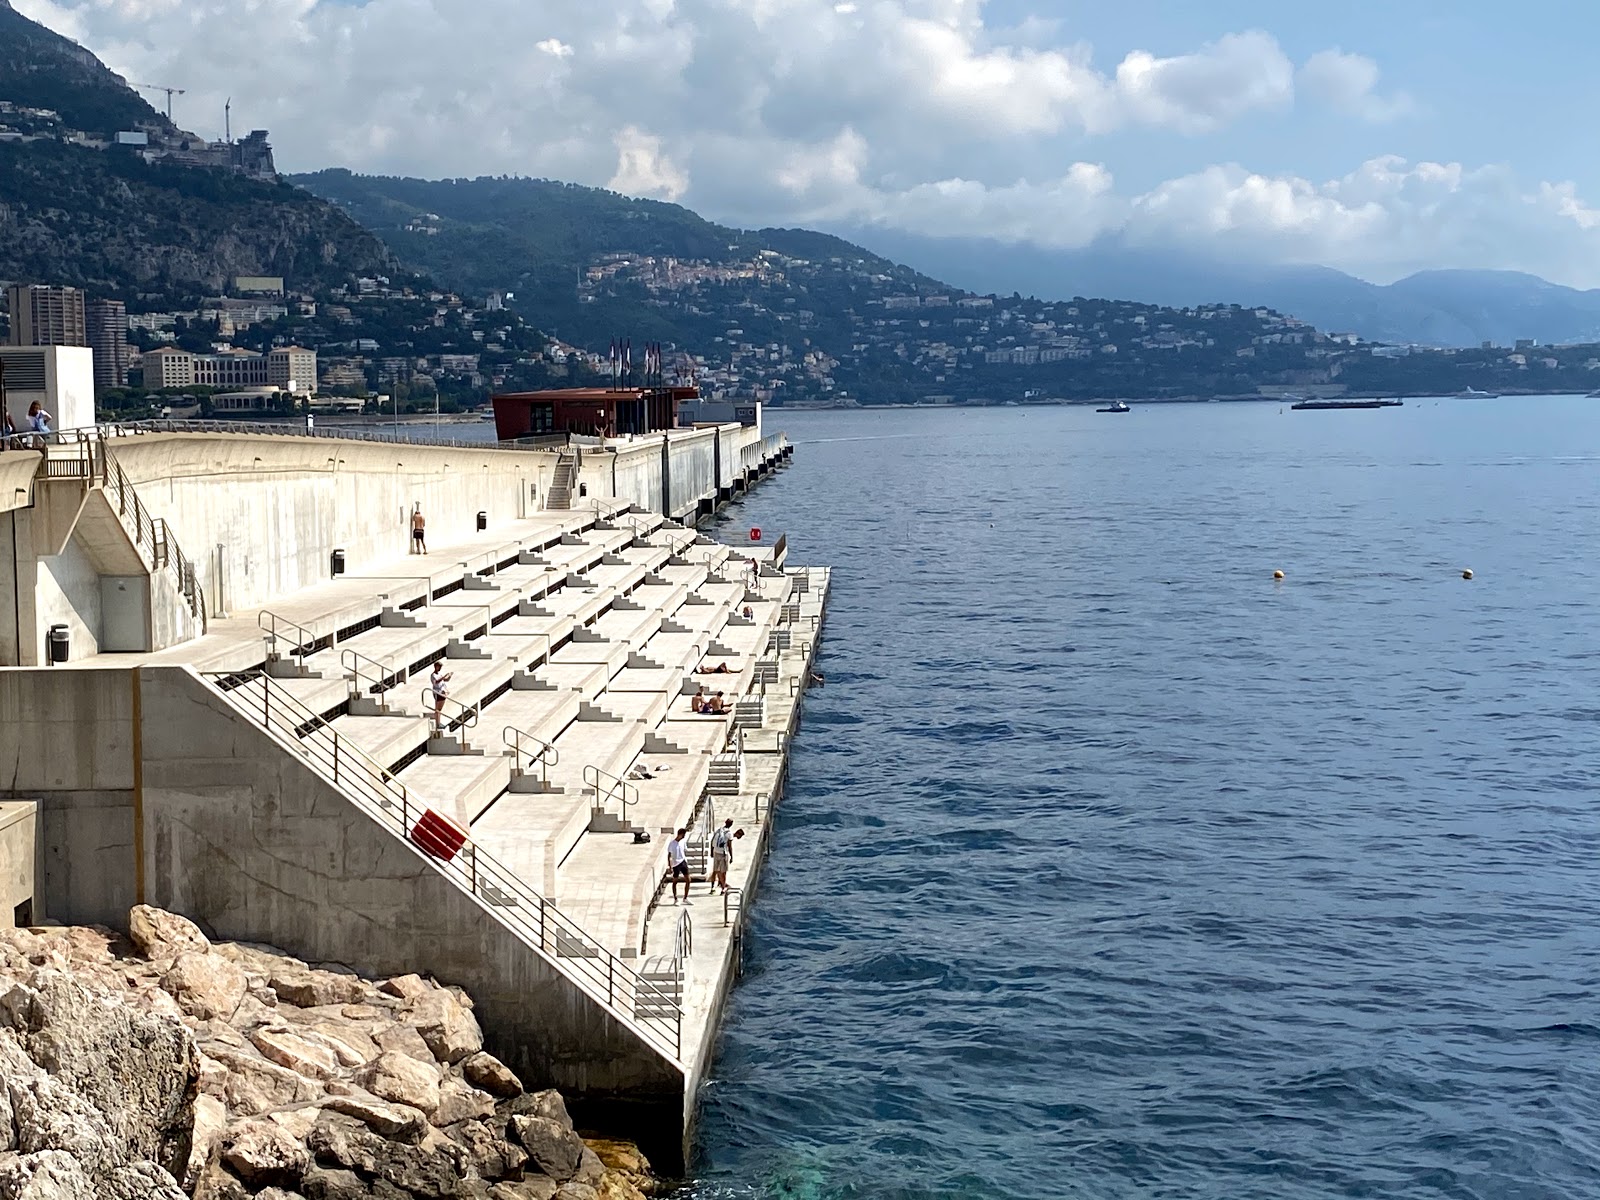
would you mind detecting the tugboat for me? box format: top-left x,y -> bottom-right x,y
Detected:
1291,398 -> 1404,410
1097,400 -> 1131,413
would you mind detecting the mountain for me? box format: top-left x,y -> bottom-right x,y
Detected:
0,2 -> 394,303
823,229 -> 1600,349
290,169 -> 942,347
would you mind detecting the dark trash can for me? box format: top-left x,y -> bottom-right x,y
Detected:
476,511 -> 487,532
331,549 -> 346,576
48,624 -> 68,665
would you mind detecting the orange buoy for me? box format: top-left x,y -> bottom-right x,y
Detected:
750,527 -> 762,542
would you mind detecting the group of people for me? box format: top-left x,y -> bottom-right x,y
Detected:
664,819 -> 745,904
690,686 -> 731,714
2,403 -> 53,450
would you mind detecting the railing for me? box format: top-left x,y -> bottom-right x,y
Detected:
504,726 -> 559,789
259,610 -> 321,672
204,669 -> 683,1061
723,886 -> 743,927
420,687 -> 480,734
584,764 -> 639,825
341,647 -> 404,699
44,418 -> 574,454
674,906 -> 693,960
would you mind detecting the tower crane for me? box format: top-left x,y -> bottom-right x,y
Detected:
133,83 -> 186,120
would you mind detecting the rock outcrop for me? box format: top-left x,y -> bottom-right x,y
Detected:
0,908 -> 657,1200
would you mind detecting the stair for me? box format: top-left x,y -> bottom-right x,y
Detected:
635,958 -> 683,1019
733,697 -> 765,730
706,752 -> 742,796
546,454 -> 576,511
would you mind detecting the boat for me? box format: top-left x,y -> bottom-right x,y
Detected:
1454,387 -> 1499,399
1291,399 -> 1404,410
1097,401 -> 1131,413
1586,389 -> 1600,398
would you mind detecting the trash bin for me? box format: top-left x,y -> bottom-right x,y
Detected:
331,549 -> 346,576
48,624 -> 68,665
476,511 -> 487,532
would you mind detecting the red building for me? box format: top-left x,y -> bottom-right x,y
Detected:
490,386 -> 698,442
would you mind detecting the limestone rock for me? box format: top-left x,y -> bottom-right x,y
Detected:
300,1165 -> 370,1200
252,1027 -> 341,1079
162,951 -> 248,1021
373,1022 -> 434,1063
378,973 -> 432,1000
128,906 -> 211,959
207,1047 -> 324,1115
357,1050 -> 441,1115
103,1160 -> 190,1199
183,1093 -> 229,1191
0,1149 -> 95,1199
322,1092 -> 429,1141
510,1115 -> 585,1182
221,1118 -> 310,1187
270,968 -> 365,1009
503,1089 -> 572,1126
303,1020 -> 379,1067
490,1181 -> 559,1200
435,1077 -> 497,1126
448,1120 -> 527,1180
307,1112 -> 464,1196
407,990 -> 483,1064
462,1051 -> 523,1098
554,1184 -> 598,1200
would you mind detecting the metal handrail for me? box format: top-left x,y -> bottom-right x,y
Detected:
258,610 -> 322,670
674,907 -> 693,961
341,647 -> 404,697
504,726 -> 559,789
583,764 -> 639,823
420,686 -> 479,732
42,418 -> 569,454
723,886 -> 742,927
203,669 -> 683,1062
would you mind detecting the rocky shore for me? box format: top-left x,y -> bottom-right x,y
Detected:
0,907 -> 658,1200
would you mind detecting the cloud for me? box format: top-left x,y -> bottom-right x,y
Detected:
606,126 -> 689,200
18,0 -> 1600,283
1298,49 -> 1413,121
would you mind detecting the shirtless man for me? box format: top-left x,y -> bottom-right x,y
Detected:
411,506 -> 427,554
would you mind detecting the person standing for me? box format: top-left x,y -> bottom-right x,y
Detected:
428,661 -> 452,727
411,505 -> 427,554
709,818 -> 739,895
26,402 -> 51,448
666,828 -> 691,905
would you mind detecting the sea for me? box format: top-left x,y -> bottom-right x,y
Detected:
667,396 -> 1600,1199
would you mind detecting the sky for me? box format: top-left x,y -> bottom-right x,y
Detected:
17,0 -> 1600,287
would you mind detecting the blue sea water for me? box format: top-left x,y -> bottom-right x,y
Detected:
683,397 -> 1600,1200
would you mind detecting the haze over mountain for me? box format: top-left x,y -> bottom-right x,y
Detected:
826,228 -> 1600,349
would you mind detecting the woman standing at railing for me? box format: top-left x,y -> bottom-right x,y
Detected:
26,402 -> 51,449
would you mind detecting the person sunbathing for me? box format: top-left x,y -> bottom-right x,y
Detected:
696,662 -> 732,674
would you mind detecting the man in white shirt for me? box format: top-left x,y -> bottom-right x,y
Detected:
666,827 -> 691,905
709,818 -> 744,895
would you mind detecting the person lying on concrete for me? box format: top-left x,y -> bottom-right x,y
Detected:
696,662 -> 732,674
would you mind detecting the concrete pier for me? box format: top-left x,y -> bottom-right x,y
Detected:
0,425 -> 820,1171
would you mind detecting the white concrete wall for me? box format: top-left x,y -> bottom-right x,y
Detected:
0,346 -> 95,433
592,442 -> 664,516
110,435 -> 558,615
0,803 -> 40,927
35,536 -> 102,660
667,430 -> 717,518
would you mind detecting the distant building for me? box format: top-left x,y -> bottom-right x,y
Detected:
138,346 -> 316,392
86,298 -> 128,390
232,276 -> 285,296
6,285 -> 87,348
0,345 -> 95,431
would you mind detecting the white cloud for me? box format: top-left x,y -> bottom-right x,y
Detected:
607,125 -> 690,201
17,0 -> 1600,283
1298,49 -> 1413,121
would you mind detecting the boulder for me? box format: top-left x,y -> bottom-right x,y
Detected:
357,1051 -> 441,1115
510,1115 -> 585,1182
322,1092 -> 429,1141
300,1165 -> 371,1200
162,952 -> 248,1021
407,989 -> 483,1064
303,1020 -> 379,1067
553,1184 -> 598,1200
435,1077 -> 497,1126
462,1051 -> 522,1098
207,1047 -> 324,1115
182,1093 -> 229,1192
448,1120 -> 527,1180
503,1089 -> 572,1126
270,968 -> 365,1009
220,1119 -> 310,1188
0,1149 -> 95,1199
373,1022 -> 434,1063
490,1181 -> 559,1200
128,906 -> 211,960
378,973 -> 432,1000
251,1027 -> 341,1079
307,1112 -> 464,1197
